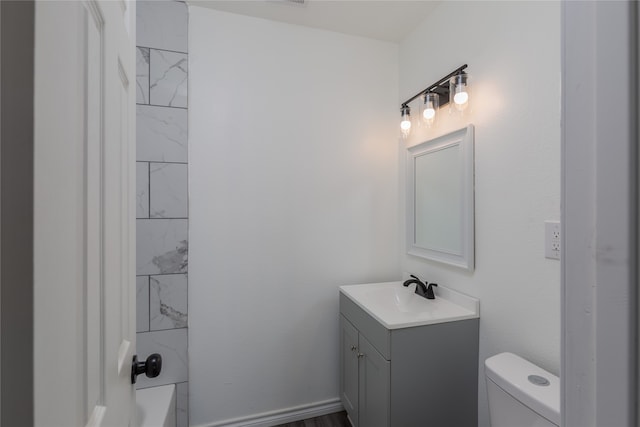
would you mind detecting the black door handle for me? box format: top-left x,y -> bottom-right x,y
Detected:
131,353 -> 162,384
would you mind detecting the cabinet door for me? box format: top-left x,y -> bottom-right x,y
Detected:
358,334 -> 390,427
340,315 -> 360,426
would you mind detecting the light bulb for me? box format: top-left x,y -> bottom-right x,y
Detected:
400,119 -> 411,131
423,106 -> 436,120
454,90 -> 468,105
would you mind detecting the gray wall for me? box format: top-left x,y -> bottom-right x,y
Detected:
0,1 -> 34,426
135,2 -> 189,427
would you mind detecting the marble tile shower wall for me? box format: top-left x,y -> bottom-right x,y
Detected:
136,2 -> 188,427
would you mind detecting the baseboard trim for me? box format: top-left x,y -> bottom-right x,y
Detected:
194,398 -> 344,427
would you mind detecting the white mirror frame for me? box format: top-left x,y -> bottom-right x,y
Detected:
407,125 -> 475,271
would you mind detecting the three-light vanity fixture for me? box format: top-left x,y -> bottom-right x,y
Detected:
400,64 -> 469,138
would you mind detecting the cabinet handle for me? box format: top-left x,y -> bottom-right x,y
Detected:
351,345 -> 357,352
357,353 -> 365,358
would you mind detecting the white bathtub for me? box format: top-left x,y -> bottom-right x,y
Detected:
137,384 -> 176,427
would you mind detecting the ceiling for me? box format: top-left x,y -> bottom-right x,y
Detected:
187,0 -> 442,43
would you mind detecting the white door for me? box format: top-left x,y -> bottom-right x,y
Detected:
561,2 -> 638,426
33,1 -> 137,426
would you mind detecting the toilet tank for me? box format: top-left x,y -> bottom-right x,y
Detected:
485,352 -> 560,427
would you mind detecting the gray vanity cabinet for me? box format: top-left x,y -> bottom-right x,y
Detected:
340,315 -> 390,427
340,316 -> 360,425
339,293 -> 479,427
357,333 -> 390,427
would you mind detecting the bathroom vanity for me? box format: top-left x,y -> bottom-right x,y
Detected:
339,281 -> 479,427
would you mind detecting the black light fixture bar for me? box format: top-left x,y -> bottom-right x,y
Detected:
400,64 -> 468,108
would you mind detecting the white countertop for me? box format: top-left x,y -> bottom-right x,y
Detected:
340,281 -> 479,329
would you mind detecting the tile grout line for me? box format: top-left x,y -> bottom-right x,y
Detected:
136,102 -> 188,110
136,217 -> 189,220
138,45 -> 188,56
148,160 -> 151,220
147,45 -> 151,105
147,275 -> 151,332
137,161 -> 188,166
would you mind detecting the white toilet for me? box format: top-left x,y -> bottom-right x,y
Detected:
485,352 -> 560,427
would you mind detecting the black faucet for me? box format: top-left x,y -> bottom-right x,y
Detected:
425,282 -> 438,299
402,275 -> 438,300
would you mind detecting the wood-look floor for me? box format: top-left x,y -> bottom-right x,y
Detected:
274,411 -> 351,427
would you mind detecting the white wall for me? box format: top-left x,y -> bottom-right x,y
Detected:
188,7 -> 399,426
399,2 -> 561,426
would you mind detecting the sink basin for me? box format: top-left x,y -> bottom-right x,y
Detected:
339,281 -> 479,329
361,283 -> 428,313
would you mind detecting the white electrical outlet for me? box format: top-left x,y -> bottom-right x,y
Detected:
545,221 -> 561,260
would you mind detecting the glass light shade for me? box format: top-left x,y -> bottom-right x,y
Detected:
450,73 -> 469,112
400,106 -> 412,138
421,92 -> 439,127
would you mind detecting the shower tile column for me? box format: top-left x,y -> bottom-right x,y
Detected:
136,2 -> 189,427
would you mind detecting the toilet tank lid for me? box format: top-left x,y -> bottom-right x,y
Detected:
485,352 -> 560,426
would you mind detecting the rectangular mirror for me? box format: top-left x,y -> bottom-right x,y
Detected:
407,125 -> 474,271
